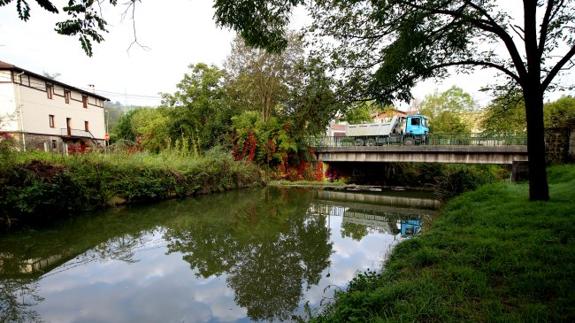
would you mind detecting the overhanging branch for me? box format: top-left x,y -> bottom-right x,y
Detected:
542,44 -> 575,90
430,60 -> 522,84
395,0 -> 528,81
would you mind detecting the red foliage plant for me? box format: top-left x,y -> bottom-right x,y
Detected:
233,131 -> 258,162
314,161 -> 324,181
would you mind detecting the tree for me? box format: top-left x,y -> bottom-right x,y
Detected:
111,109 -> 138,143
281,57 -> 342,136
544,96 -> 575,128
128,108 -> 171,152
341,101 -> 386,124
482,95 -> 575,134
419,87 -> 475,134
214,0 -> 575,201
482,91 -> 527,135
225,35 -> 304,122
162,63 -> 234,152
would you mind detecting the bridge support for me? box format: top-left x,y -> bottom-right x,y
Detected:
511,160 -> 529,182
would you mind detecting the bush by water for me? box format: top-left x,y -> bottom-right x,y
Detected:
0,151 -> 263,228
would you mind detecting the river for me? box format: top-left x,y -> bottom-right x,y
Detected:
0,187 -> 438,322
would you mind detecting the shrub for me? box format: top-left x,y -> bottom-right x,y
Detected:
0,151 -> 263,229
433,165 -> 502,200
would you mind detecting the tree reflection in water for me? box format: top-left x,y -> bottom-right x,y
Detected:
0,279 -> 43,323
164,188 -> 333,321
340,222 -> 369,241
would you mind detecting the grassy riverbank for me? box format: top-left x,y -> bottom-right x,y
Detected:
314,165 -> 575,322
0,151 -> 263,228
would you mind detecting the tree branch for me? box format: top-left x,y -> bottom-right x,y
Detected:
396,0 -> 528,81
538,0 -> 555,57
432,60 -> 522,84
121,0 -> 149,53
542,44 -> 575,90
511,24 -> 525,41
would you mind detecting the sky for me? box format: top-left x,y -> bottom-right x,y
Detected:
0,0 -> 573,108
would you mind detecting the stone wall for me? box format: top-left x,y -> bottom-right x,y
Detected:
9,132 -> 104,153
23,133 -> 64,152
545,128 -> 572,164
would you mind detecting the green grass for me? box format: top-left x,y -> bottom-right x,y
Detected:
313,165 -> 575,322
0,151 -> 264,228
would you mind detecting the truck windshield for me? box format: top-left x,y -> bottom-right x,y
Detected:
410,118 -> 420,126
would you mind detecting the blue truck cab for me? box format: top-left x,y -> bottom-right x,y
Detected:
405,115 -> 429,136
400,219 -> 422,237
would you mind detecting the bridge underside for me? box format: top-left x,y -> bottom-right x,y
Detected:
316,145 -> 528,165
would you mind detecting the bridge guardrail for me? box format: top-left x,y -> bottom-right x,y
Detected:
307,134 -> 527,148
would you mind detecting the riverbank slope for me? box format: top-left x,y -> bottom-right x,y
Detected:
314,165 -> 575,322
0,151 -> 263,228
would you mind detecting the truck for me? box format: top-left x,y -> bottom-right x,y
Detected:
346,115 -> 429,145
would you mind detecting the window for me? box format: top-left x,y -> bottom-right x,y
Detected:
51,140 -> 57,150
82,95 -> 88,108
84,121 -> 89,132
410,118 -> 421,126
64,90 -> 71,104
46,84 -> 54,99
49,115 -> 55,128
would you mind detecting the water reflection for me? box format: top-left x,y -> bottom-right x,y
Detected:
0,187 -> 438,322
0,279 -> 43,322
164,189 -> 332,321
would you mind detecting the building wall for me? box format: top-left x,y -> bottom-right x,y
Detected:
0,72 -> 18,131
10,72 -> 106,140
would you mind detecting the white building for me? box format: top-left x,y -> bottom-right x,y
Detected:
0,60 -> 109,152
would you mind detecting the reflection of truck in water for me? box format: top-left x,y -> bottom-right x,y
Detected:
346,115 -> 429,145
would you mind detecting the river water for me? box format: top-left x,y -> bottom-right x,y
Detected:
0,187 -> 438,322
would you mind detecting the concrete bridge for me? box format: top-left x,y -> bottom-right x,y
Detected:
315,145 -> 528,165
309,135 -> 530,180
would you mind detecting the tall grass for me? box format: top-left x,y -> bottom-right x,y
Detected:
0,150 -> 264,228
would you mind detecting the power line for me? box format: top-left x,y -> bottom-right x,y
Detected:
93,89 -> 163,99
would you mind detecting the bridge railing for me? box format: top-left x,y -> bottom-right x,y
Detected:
307,134 -> 527,148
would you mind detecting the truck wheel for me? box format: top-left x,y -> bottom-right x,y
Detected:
355,138 -> 365,146
366,138 -> 376,146
404,137 -> 414,145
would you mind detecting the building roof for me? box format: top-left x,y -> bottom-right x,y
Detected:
0,59 -> 110,101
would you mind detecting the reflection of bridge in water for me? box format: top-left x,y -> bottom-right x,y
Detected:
309,190 -> 438,237
0,251 -> 78,279
314,190 -> 440,210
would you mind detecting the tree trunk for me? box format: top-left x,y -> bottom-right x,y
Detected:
523,89 -> 549,201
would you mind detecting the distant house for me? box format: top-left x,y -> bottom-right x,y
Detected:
326,122 -> 347,137
0,60 -> 109,152
371,108 -> 407,123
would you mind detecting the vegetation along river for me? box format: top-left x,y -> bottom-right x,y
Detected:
0,187 -> 439,322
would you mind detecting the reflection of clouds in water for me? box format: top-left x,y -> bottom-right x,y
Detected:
36,241 -> 247,323
38,211 -> 396,322
299,211 -> 399,311
4,190 -> 426,323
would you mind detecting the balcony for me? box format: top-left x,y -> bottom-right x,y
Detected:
60,128 -> 94,139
